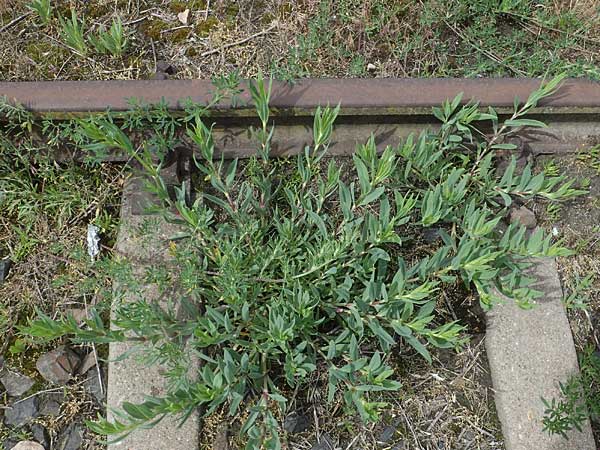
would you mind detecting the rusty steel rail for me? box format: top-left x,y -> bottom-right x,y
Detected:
2,78 -> 600,114
1,78 -> 600,158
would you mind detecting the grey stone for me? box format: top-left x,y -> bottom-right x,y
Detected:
3,440 -> 18,450
0,370 -> 35,397
65,308 -> 88,326
8,442 -> 44,450
422,227 -> 441,244
509,205 -> 537,229
377,424 -> 397,444
213,423 -> 230,450
76,352 -> 97,376
56,422 -> 83,450
0,259 -> 12,283
283,412 -> 310,433
29,424 -> 48,448
461,429 -> 476,443
36,346 -> 80,385
149,71 -> 168,80
3,397 -> 39,427
84,370 -> 105,404
156,60 -> 175,75
391,443 -> 408,450
310,434 -> 334,450
107,176 -> 200,450
38,395 -> 62,417
485,257 -> 595,450
435,437 -> 448,449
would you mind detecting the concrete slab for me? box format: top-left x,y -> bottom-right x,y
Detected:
107,176 -> 200,450
486,257 -> 595,450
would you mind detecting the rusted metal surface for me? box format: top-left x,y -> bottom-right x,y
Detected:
2,78 -> 600,116
2,78 -> 600,159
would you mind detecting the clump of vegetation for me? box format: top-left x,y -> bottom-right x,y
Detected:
542,346 -> 600,438
57,9 -> 129,58
27,0 -> 52,25
89,16 -> 128,57
58,9 -> 88,56
20,75 -> 584,449
3,0 -> 599,81
0,96 -> 122,342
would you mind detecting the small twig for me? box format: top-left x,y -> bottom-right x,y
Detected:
443,19 -> 526,76
313,406 -> 320,443
100,68 -> 140,75
55,54 -> 74,80
344,435 -> 360,450
400,406 -> 421,449
150,38 -> 157,73
426,403 -> 449,432
0,11 -> 31,33
442,290 -> 458,321
161,24 -> 192,34
84,295 -> 104,397
204,0 -> 211,20
200,23 -> 277,58
31,271 -> 45,304
463,416 -> 497,440
123,16 -> 149,26
13,380 -> 86,405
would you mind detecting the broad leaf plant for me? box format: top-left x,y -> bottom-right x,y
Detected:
20,74 -> 584,449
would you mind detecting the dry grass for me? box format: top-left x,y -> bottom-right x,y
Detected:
0,0 -> 599,81
0,159 -> 122,448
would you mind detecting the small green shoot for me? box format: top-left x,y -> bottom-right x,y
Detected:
543,346 -> 600,437
563,273 -> 594,310
59,9 -> 87,56
89,17 -> 128,57
27,0 -> 52,25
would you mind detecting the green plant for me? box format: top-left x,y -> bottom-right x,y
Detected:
59,9 -> 87,56
22,75 -> 584,449
543,345 -> 600,438
27,0 -> 52,25
563,273 -> 594,310
0,97 -> 33,134
542,159 -> 560,177
578,145 -> 600,175
89,17 -> 128,57
545,201 -> 563,222
0,98 -> 121,260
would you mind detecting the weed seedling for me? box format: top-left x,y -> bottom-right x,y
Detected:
89,17 -> 128,57
543,346 -> 600,437
27,0 -> 52,25
59,9 -> 87,56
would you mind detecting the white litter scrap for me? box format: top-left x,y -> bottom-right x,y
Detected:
87,224 -> 100,261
